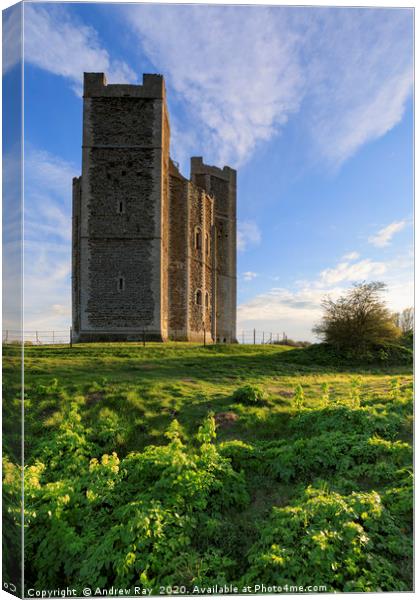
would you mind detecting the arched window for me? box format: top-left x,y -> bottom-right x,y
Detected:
195,227 -> 202,250
195,289 -> 202,305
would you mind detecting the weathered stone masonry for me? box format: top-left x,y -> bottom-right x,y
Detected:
72,73 -> 237,343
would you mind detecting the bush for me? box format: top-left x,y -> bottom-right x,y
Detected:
313,282 -> 401,353
278,342 -> 412,368
232,384 -> 267,404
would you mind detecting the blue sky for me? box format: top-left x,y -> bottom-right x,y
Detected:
3,2 -> 414,340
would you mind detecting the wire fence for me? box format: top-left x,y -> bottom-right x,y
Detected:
237,330 -> 309,345
2,329 -> 306,346
2,330 -> 71,345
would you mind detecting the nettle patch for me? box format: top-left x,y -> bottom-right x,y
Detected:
2,343 -> 412,593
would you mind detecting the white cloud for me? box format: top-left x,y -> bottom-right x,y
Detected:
3,3 -> 22,74
368,220 -> 407,247
304,9 -> 413,166
319,258 -> 387,286
124,5 -> 412,167
23,4 -> 137,95
237,221 -> 261,252
25,148 -> 76,243
237,284 -> 336,342
126,5 -> 304,167
243,271 -> 258,282
342,251 -> 360,261
19,5 -> 413,167
23,148 -> 75,330
238,250 -> 412,341
2,146 -> 23,331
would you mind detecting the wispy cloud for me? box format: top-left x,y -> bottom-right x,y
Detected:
243,271 -> 258,282
23,4 -> 136,95
125,5 -> 412,167
3,3 -> 22,74
238,221 -> 261,252
303,9 -> 413,166
2,146 -> 23,331
319,258 -> 387,285
237,285 -> 331,341
126,5 -> 305,167
25,147 -> 75,243
23,148 -> 75,329
342,251 -> 360,261
238,250 -> 412,340
20,5 -> 413,167
368,220 -> 407,247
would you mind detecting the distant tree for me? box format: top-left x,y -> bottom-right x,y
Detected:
399,307 -> 414,335
313,282 -> 401,352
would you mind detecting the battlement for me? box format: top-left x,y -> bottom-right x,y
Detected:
83,72 -> 166,99
190,156 -> 236,183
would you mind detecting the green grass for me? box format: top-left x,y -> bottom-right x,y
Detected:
2,342 -> 413,592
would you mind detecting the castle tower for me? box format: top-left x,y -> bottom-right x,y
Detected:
168,160 -> 216,342
190,157 -> 237,343
72,73 -> 236,344
72,73 -> 170,342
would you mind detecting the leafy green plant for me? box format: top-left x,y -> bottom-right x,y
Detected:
379,347 -> 389,362
245,485 -> 412,592
321,382 -> 330,407
293,384 -> 305,411
232,384 -> 267,404
2,340 -> 411,593
350,377 -> 362,409
390,377 -> 400,401
24,414 -> 249,591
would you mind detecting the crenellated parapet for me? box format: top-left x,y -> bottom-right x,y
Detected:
83,72 -> 166,99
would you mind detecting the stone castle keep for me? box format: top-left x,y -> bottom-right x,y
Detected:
72,73 -> 237,343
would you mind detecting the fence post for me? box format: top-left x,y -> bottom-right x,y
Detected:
262,331 -> 265,345
5,330 -> 8,343
253,328 -> 256,344
242,330 -> 245,344
143,329 -> 146,347
52,331 -> 55,344
270,332 -> 272,344
36,331 -> 39,345
70,326 -> 73,349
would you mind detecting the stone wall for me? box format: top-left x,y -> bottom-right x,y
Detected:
71,176 -> 81,334
75,73 -> 168,341
186,184 -> 214,342
160,104 -> 171,339
72,73 -> 236,344
190,157 -> 237,343
168,162 -> 189,339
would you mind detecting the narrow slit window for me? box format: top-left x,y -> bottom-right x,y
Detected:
205,234 -> 210,256
196,289 -> 202,305
205,292 -> 209,308
118,277 -> 125,292
118,200 -> 125,214
195,227 -> 202,250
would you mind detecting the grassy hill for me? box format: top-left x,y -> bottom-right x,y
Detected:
3,343 -> 413,593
